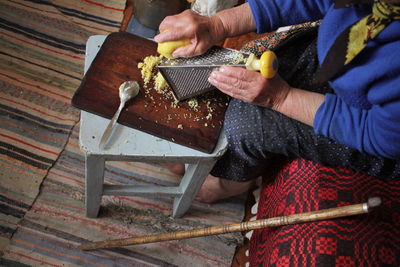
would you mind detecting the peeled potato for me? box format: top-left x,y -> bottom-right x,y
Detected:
157,39 -> 191,59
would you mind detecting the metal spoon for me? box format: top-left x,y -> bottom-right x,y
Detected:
99,81 -> 140,149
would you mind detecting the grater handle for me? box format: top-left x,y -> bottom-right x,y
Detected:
245,50 -> 278,79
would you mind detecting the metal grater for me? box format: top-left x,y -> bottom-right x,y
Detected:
158,46 -> 249,100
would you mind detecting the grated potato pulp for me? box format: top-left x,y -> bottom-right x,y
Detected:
232,52 -> 247,64
137,55 -> 220,129
137,55 -> 163,87
154,72 -> 168,93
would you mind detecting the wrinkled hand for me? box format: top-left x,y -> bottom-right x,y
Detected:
208,66 -> 291,109
154,10 -> 225,58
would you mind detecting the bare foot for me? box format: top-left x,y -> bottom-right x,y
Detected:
161,163 -> 185,175
195,175 -> 255,203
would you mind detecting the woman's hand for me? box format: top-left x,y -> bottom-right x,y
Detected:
154,3 -> 256,58
208,66 -> 291,109
154,10 -> 225,58
208,66 -> 326,126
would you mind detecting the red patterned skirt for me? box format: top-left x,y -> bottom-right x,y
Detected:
249,158 -> 400,266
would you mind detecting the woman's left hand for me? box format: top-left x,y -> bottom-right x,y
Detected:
208,66 -> 291,109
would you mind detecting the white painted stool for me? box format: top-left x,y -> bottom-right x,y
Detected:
80,35 -> 228,218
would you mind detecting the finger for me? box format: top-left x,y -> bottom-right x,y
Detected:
171,44 -> 197,58
158,16 -> 177,33
212,81 -> 245,99
155,16 -> 188,43
172,42 -> 208,58
208,71 -> 247,98
209,68 -> 249,91
154,29 -> 185,43
154,32 -> 168,43
219,66 -> 261,83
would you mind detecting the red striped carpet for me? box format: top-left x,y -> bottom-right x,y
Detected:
0,1 -> 245,265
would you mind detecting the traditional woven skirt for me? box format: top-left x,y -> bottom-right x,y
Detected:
210,25 -> 400,182
249,158 -> 400,266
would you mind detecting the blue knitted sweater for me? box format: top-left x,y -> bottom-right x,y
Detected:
247,0 -> 400,159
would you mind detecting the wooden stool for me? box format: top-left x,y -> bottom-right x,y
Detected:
80,35 -> 227,218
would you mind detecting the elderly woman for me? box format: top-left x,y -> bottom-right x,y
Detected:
155,0 -> 400,203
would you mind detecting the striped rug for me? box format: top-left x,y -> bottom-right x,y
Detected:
2,124 -> 244,266
0,0 -> 124,252
0,0 -> 245,265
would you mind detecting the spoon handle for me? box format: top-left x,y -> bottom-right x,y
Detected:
99,100 -> 125,149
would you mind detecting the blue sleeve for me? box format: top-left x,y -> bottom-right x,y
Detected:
247,0 -> 332,33
314,85 -> 400,159
314,23 -> 400,160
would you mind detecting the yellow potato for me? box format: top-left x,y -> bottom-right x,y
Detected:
157,39 -> 191,59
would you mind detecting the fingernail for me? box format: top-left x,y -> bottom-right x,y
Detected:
172,51 -> 181,58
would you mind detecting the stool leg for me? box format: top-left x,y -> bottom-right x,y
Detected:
85,155 -> 105,218
172,159 -> 216,218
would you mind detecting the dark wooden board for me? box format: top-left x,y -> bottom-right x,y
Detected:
72,32 -> 229,153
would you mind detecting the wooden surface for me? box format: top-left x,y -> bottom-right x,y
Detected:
72,32 -> 229,153
120,0 -> 133,32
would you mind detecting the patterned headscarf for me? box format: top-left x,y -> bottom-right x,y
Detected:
314,0 -> 400,84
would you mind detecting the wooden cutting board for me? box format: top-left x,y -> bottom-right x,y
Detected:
72,32 -> 230,153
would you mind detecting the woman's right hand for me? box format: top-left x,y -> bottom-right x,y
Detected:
154,9 -> 226,58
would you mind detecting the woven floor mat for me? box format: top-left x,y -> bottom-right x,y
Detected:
2,124 -> 244,266
0,0 -> 122,253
